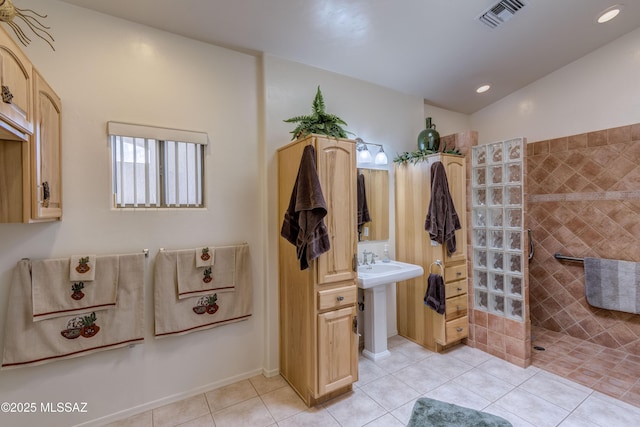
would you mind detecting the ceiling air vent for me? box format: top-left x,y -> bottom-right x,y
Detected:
477,0 -> 527,29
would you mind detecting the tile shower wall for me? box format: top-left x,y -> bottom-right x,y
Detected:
527,123 -> 640,352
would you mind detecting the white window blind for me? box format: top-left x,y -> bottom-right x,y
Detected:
108,122 -> 207,208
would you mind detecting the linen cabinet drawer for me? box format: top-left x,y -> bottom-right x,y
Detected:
444,294 -> 467,320
445,279 -> 467,298
444,264 -> 466,282
444,316 -> 468,344
318,285 -> 357,311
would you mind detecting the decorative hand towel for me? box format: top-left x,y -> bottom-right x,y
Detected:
195,247 -> 214,268
176,245 -> 235,299
31,255 -> 119,321
425,161 -> 461,256
2,254 -> 145,369
280,145 -> 330,270
424,273 -> 446,314
357,172 -> 371,238
69,254 -> 97,281
584,257 -> 640,314
154,243 -> 252,338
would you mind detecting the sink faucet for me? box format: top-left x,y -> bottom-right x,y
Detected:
362,250 -> 371,265
370,253 -> 378,264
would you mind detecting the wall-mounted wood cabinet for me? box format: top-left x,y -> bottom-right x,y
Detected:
278,134 -> 358,406
395,153 -> 468,352
0,26 -> 61,223
0,27 -> 33,140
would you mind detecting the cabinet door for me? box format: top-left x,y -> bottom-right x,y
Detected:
31,70 -> 61,220
442,155 -> 467,263
0,28 -> 32,137
315,137 -> 357,285
317,306 -> 358,396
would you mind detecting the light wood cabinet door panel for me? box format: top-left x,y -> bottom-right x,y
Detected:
0,28 -> 32,136
317,306 -> 358,395
315,137 -> 357,285
31,70 -> 61,220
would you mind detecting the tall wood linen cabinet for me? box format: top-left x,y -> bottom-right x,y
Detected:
395,153 -> 468,351
277,134 -> 359,406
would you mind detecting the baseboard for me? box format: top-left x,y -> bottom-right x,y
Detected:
74,367 -> 264,427
262,366 -> 280,378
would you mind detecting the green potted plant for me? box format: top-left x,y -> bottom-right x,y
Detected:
284,86 -> 353,140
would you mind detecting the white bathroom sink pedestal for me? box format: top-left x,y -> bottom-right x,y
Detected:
357,260 -> 424,362
362,285 -> 392,361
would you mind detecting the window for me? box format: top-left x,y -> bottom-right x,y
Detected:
108,122 -> 208,208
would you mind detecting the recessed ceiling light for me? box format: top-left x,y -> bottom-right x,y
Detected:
476,85 -> 491,93
597,5 -> 622,23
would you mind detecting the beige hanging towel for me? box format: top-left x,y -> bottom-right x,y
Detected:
31,255 -> 119,322
2,254 -> 145,370
154,243 -> 252,338
176,245 -> 236,299
69,254 -> 97,281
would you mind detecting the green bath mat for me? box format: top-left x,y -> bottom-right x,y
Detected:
407,398 -> 513,427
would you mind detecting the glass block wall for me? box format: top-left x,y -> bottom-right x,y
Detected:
471,138 -> 525,322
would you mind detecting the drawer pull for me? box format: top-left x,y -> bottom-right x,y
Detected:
336,296 -> 344,302
457,287 -> 462,291
456,272 -> 462,276
456,327 -> 463,332
456,305 -> 463,310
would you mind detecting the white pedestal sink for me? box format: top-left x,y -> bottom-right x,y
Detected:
357,260 -> 424,361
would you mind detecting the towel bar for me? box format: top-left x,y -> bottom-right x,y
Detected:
554,253 -> 584,263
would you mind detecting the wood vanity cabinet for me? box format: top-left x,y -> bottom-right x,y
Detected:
278,134 -> 358,406
0,26 -> 62,223
395,153 -> 468,351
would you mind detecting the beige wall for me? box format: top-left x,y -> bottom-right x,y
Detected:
471,27 -> 640,145
0,2 -> 263,426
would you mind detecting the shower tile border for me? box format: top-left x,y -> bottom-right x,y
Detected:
530,190 -> 640,203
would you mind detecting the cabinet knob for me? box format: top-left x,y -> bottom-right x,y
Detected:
457,287 -> 463,291
456,305 -> 462,310
456,327 -> 463,332
456,272 -> 462,276
336,296 -> 344,302
1,85 -> 13,104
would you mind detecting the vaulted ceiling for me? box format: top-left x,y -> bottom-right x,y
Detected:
60,0 -> 640,114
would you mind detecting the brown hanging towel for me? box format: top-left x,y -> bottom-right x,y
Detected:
280,145 -> 331,270
425,161 -> 461,256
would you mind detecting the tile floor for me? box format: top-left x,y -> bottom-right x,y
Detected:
105,335 -> 640,427
531,325 -> 640,407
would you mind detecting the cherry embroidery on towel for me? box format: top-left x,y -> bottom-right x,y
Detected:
200,247 -> 211,261
202,267 -> 213,283
61,312 -> 100,339
71,282 -> 85,300
192,294 -> 219,315
76,257 -> 91,274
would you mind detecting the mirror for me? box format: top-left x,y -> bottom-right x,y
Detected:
357,168 -> 389,241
